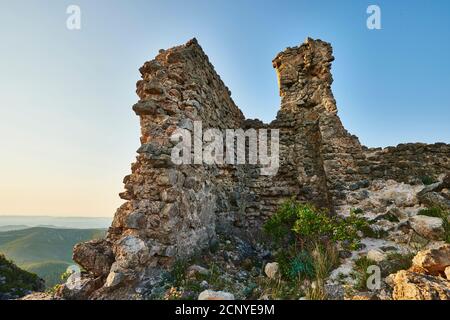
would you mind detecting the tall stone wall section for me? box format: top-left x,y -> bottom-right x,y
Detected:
270,38 -> 366,209
67,38 -> 449,299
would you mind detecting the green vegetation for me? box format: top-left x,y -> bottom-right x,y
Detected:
262,199 -> 365,299
380,252 -> 414,276
258,276 -> 304,300
25,261 -> 72,288
418,207 -> 450,243
419,207 -> 445,218
359,224 -> 389,239
161,259 -> 230,300
0,227 -> 106,287
169,259 -> 189,287
351,208 -> 364,215
286,251 -> 315,280
264,200 -> 368,251
304,242 -> 339,300
0,254 -> 43,299
351,256 -> 376,291
420,175 -> 437,185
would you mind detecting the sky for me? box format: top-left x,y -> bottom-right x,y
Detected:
0,0 -> 449,217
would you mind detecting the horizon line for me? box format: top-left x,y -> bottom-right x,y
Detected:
0,214 -> 113,219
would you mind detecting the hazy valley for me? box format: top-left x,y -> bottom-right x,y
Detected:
0,216 -> 111,289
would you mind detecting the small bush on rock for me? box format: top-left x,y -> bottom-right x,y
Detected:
420,175 -> 437,185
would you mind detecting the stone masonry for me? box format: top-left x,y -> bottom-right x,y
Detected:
66,38 -> 449,299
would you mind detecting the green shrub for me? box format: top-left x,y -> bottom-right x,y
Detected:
418,207 -> 445,218
291,204 -> 334,246
264,199 -> 362,296
265,199 -> 368,251
351,208 -> 364,215
288,251 -> 315,280
170,259 -> 189,286
263,199 -> 301,245
420,175 -> 437,185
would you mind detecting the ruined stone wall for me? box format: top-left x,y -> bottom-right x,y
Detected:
68,38 -> 450,299
362,143 -> 450,183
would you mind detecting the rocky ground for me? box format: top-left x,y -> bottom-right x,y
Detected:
138,174 -> 450,300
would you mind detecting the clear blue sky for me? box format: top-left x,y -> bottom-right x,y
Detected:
0,0 -> 449,216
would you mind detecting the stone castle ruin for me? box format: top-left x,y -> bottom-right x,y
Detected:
64,38 -> 449,299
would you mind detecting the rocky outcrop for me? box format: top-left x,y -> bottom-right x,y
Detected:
391,244 -> 450,300
392,270 -> 450,300
73,240 -> 114,277
412,244 -> 450,275
61,38 -> 450,300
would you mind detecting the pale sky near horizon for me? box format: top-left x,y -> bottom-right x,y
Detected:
0,0 -> 449,217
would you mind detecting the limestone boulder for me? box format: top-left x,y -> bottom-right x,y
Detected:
186,265 -> 210,279
367,249 -> 387,263
392,270 -> 450,300
409,215 -> 445,240
412,244 -> 450,275
72,239 -> 114,277
417,192 -> 450,211
198,290 -> 235,300
56,273 -> 104,300
113,235 -> 150,269
264,262 -> 280,279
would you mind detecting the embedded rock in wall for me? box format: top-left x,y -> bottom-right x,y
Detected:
60,38 -> 450,300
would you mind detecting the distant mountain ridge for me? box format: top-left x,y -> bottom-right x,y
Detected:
0,225 -> 29,232
0,215 -> 112,229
